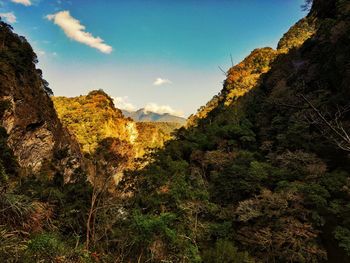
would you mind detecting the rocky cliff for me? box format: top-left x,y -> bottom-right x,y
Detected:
0,21 -> 83,181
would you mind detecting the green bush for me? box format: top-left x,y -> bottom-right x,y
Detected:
202,239 -> 254,263
334,227 -> 350,256
24,233 -> 93,263
25,233 -> 64,262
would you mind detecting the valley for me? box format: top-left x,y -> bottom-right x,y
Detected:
0,0 -> 350,262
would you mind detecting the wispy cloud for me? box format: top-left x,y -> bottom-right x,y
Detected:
11,0 -> 31,6
46,10 -> 113,54
113,96 -> 137,112
144,103 -> 184,117
0,12 -> 16,23
153,78 -> 172,86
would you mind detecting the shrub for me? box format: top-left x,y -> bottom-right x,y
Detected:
25,233 -> 64,262
202,239 -> 253,263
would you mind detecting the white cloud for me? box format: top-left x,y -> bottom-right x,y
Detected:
113,96 -> 137,112
112,97 -> 183,117
11,0 -> 31,6
0,12 -> 16,23
144,103 -> 184,117
46,10 -> 113,54
153,78 -> 172,86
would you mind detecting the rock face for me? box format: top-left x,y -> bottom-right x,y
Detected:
0,22 -> 83,181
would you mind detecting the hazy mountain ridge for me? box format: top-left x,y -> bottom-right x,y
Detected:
122,108 -> 186,125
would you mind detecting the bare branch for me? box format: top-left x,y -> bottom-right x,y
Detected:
299,94 -> 350,152
218,66 -> 227,76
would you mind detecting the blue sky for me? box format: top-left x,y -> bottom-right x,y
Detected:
0,0 -> 307,117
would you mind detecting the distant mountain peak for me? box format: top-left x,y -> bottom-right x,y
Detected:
122,108 -> 186,125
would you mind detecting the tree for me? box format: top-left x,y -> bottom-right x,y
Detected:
86,138 -> 134,250
300,94 -> 350,152
42,79 -> 53,96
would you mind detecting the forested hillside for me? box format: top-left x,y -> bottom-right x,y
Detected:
53,91 -> 181,159
53,91 -> 136,154
187,16 -> 316,127
1,0 -> 350,262
111,0 -> 350,262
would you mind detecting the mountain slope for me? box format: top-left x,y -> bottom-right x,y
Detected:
53,91 -> 181,160
0,18 -> 92,262
0,20 -> 83,181
112,1 -> 350,262
187,16 -> 316,127
53,90 -> 136,154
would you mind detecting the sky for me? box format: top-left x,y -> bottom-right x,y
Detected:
0,0 -> 307,117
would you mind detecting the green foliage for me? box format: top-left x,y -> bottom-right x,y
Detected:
0,193 -> 36,229
334,227 -> 350,256
52,92 -> 126,153
277,17 -> 315,51
300,183 -> 330,209
17,172 -> 92,236
187,48 -> 279,126
0,20 -> 38,73
131,211 -> 177,244
202,239 -> 253,263
25,233 -> 65,262
24,232 -> 93,263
